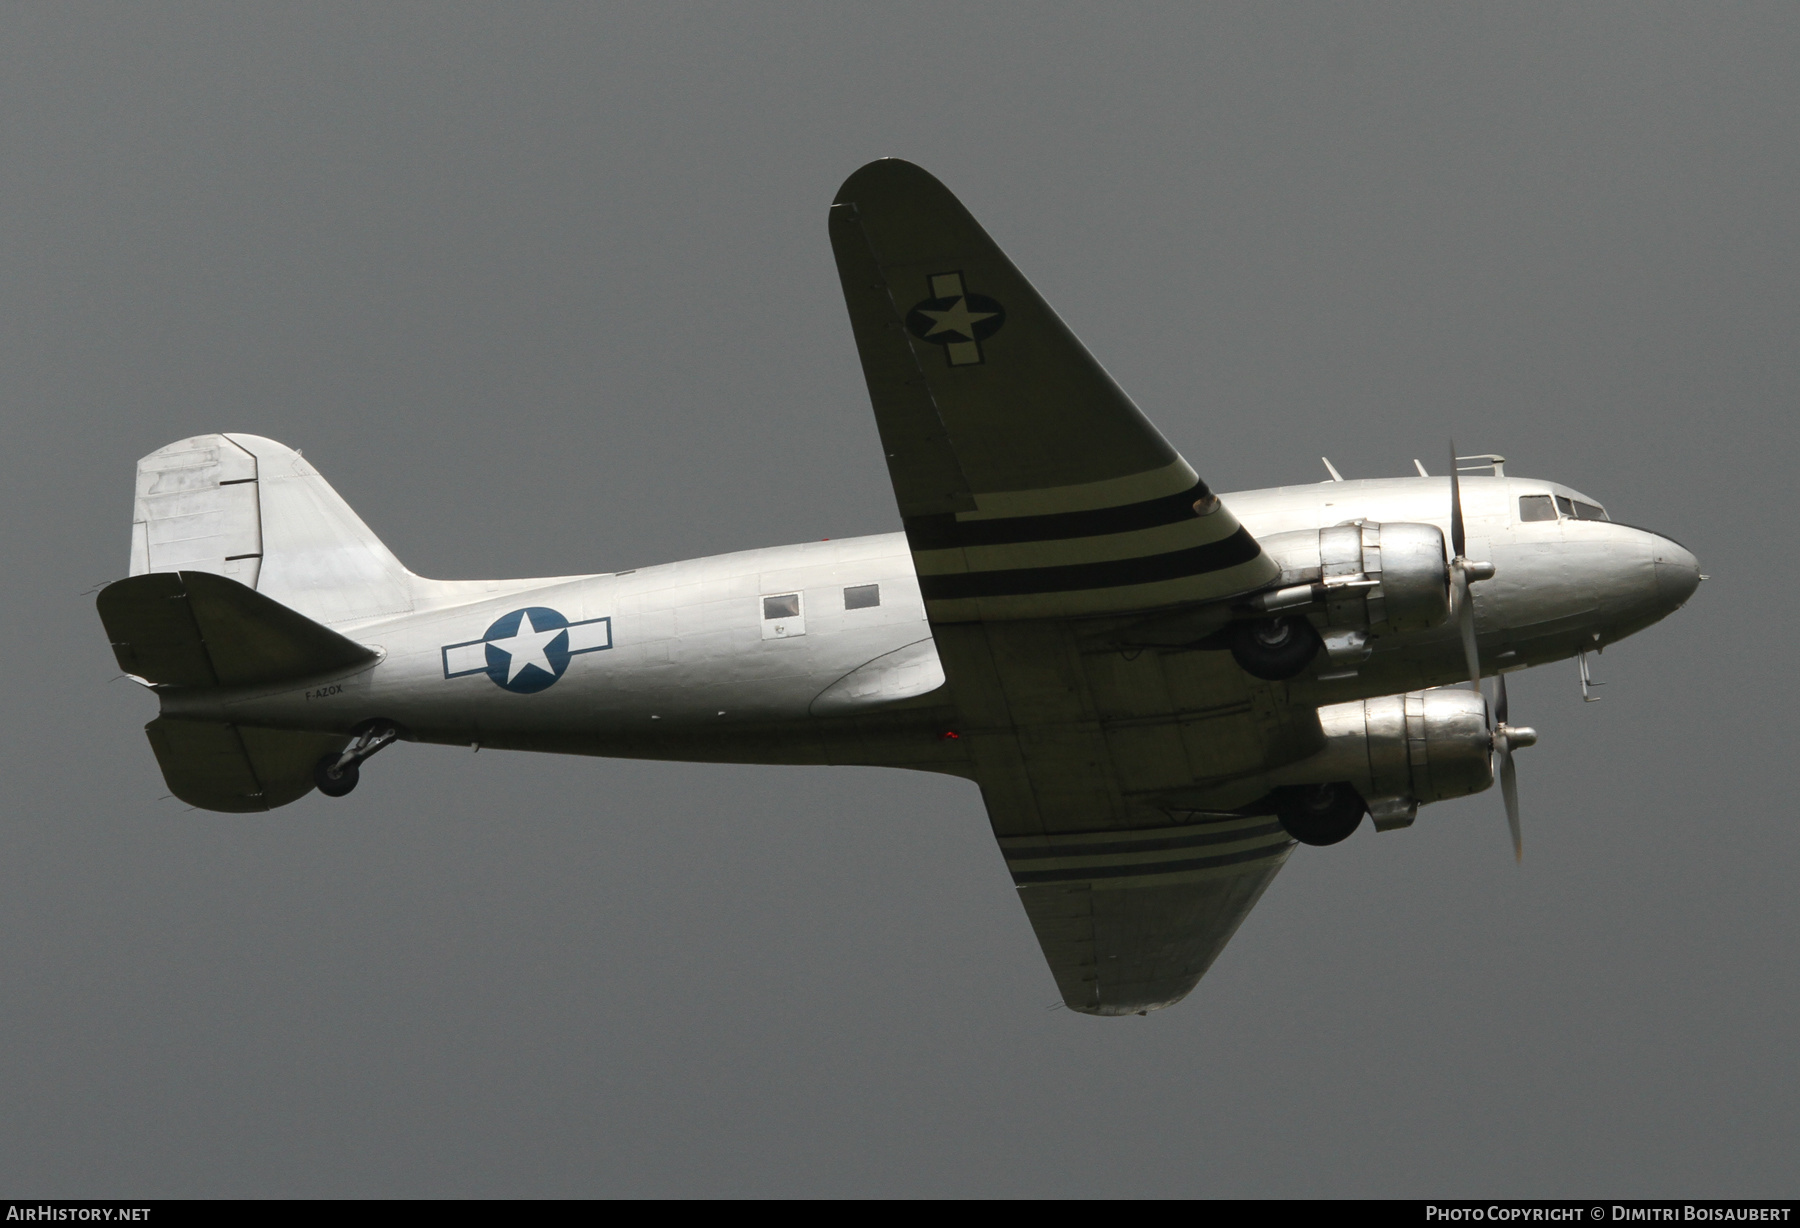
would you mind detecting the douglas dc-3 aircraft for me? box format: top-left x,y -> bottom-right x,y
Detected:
96,160 -> 1701,1015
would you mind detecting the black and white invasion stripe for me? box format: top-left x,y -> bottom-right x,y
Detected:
997,814 -> 1294,888
906,461 -> 1279,621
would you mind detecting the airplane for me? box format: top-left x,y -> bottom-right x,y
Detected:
95,159 -> 1701,1016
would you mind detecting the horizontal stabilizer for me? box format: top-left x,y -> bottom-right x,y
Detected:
145,718 -> 348,812
97,570 -> 378,688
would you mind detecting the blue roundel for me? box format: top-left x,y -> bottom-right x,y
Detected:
482,606 -> 573,694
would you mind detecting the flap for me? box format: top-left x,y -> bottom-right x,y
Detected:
829,159 -> 1278,621
97,570 -> 378,688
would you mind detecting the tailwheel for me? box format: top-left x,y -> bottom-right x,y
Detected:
1271,782 -> 1366,846
314,756 -> 360,797
311,720 -> 400,801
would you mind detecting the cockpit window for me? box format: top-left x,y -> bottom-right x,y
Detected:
1520,492 -> 1609,523
1518,495 -> 1556,522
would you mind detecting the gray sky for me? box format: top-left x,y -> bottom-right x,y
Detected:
3,3 -> 1794,1197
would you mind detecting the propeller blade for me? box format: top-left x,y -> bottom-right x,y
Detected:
1448,441 -> 1466,560
1491,672 -> 1531,863
1455,571 -> 1481,693
1499,746 -> 1522,863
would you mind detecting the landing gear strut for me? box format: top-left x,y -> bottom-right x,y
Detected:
1270,782 -> 1366,846
313,721 -> 400,798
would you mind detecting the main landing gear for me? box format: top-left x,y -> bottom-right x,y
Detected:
1229,616 -> 1322,681
1270,782 -> 1367,846
313,721 -> 401,798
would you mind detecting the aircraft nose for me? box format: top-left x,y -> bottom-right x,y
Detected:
1650,536 -> 1701,609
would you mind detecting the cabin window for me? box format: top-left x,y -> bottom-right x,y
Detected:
844,584 -> 880,610
763,594 -> 801,620
1570,500 -> 1608,521
1518,495 -> 1556,522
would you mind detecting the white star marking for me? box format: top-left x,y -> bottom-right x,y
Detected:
486,610 -> 563,684
920,297 -> 996,341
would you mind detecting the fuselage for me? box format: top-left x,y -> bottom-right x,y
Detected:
160,473 -> 1700,776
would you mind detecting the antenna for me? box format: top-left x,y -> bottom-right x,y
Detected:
1413,459 -> 1429,477
1455,453 -> 1506,477
1321,457 -> 1345,482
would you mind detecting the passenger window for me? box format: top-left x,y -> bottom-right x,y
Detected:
844,584 -> 880,610
1518,495 -> 1556,522
763,594 -> 800,620
1571,500 -> 1608,521
1554,496 -> 1575,518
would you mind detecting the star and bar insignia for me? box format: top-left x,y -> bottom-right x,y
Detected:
441,606 -> 612,694
905,272 -> 1006,366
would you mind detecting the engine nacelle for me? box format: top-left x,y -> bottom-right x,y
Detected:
1251,522 -> 1450,634
1276,688 -> 1495,829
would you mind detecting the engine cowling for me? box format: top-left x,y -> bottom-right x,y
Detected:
1277,688 -> 1495,829
1251,521 -> 1450,634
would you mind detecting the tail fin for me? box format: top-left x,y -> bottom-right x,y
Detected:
131,433 -> 413,626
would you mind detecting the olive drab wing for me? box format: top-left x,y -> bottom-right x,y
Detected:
831,159 -> 1296,1015
828,158 -> 1279,623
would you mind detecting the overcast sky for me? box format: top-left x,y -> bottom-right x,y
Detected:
2,3 -> 1794,1197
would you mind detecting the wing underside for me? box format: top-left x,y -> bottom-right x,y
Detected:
830,159 -> 1305,1013
943,617 -> 1310,1013
1001,812 -> 1293,1014
829,159 -> 1278,624
830,160 -> 1303,1013
828,157 -> 1310,1008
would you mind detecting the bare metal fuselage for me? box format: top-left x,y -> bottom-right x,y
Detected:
156,472 -> 1699,794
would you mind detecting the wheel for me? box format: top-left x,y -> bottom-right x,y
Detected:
1229,616 -> 1322,681
313,753 -> 360,798
1272,783 -> 1365,846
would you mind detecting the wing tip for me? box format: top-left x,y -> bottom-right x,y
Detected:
832,156 -> 948,208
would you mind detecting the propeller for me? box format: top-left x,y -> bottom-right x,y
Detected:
1447,442 -> 1495,695
1489,672 -> 1538,862
1445,444 -> 1526,858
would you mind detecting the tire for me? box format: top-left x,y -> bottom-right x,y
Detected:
313,754 -> 360,798
1229,616 -> 1322,681
1272,783 -> 1365,846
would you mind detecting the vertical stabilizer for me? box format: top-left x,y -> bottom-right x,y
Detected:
130,434 -> 415,627
222,434 -> 413,625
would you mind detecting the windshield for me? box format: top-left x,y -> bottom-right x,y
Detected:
1519,494 -> 1608,522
